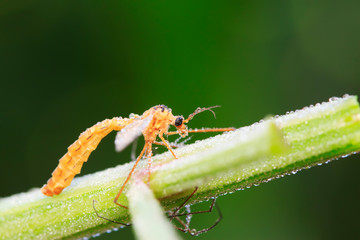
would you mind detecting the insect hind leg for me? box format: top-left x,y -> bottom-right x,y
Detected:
92,200 -> 131,226
168,187 -> 223,235
113,142 -> 149,209
169,187 -> 199,218
171,200 -> 222,236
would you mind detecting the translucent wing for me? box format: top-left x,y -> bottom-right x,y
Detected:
115,114 -> 153,152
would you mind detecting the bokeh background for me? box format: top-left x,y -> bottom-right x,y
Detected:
1,0 -> 360,239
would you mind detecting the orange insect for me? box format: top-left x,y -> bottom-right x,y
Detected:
41,105 -> 234,208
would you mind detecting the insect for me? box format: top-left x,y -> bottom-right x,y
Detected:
41,105 -> 235,209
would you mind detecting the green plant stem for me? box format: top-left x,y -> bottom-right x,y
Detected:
0,95 -> 359,240
0,122 -> 284,240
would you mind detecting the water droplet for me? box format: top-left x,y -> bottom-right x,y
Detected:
329,97 -> 339,102
92,233 -> 100,237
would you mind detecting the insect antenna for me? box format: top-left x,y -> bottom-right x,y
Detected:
92,200 -> 131,226
185,106 -> 221,122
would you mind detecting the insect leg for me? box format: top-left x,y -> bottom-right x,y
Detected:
169,187 -> 199,218
167,127 -> 235,136
171,199 -> 222,236
167,188 -> 197,233
113,142 -> 149,209
159,135 -> 178,159
172,216 -> 191,233
92,200 -> 131,226
188,203 -> 222,236
168,187 -> 218,218
153,141 -> 180,148
171,198 -> 217,217
187,127 -> 236,134
167,187 -> 223,235
146,143 -> 153,184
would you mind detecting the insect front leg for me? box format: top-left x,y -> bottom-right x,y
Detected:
153,141 -> 180,149
167,127 -> 235,136
159,134 -> 178,159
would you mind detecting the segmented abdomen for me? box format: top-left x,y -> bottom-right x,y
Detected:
41,117 -> 130,196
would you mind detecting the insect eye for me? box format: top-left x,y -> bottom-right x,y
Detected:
175,117 -> 183,127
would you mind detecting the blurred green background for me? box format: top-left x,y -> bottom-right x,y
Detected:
1,0 -> 360,239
